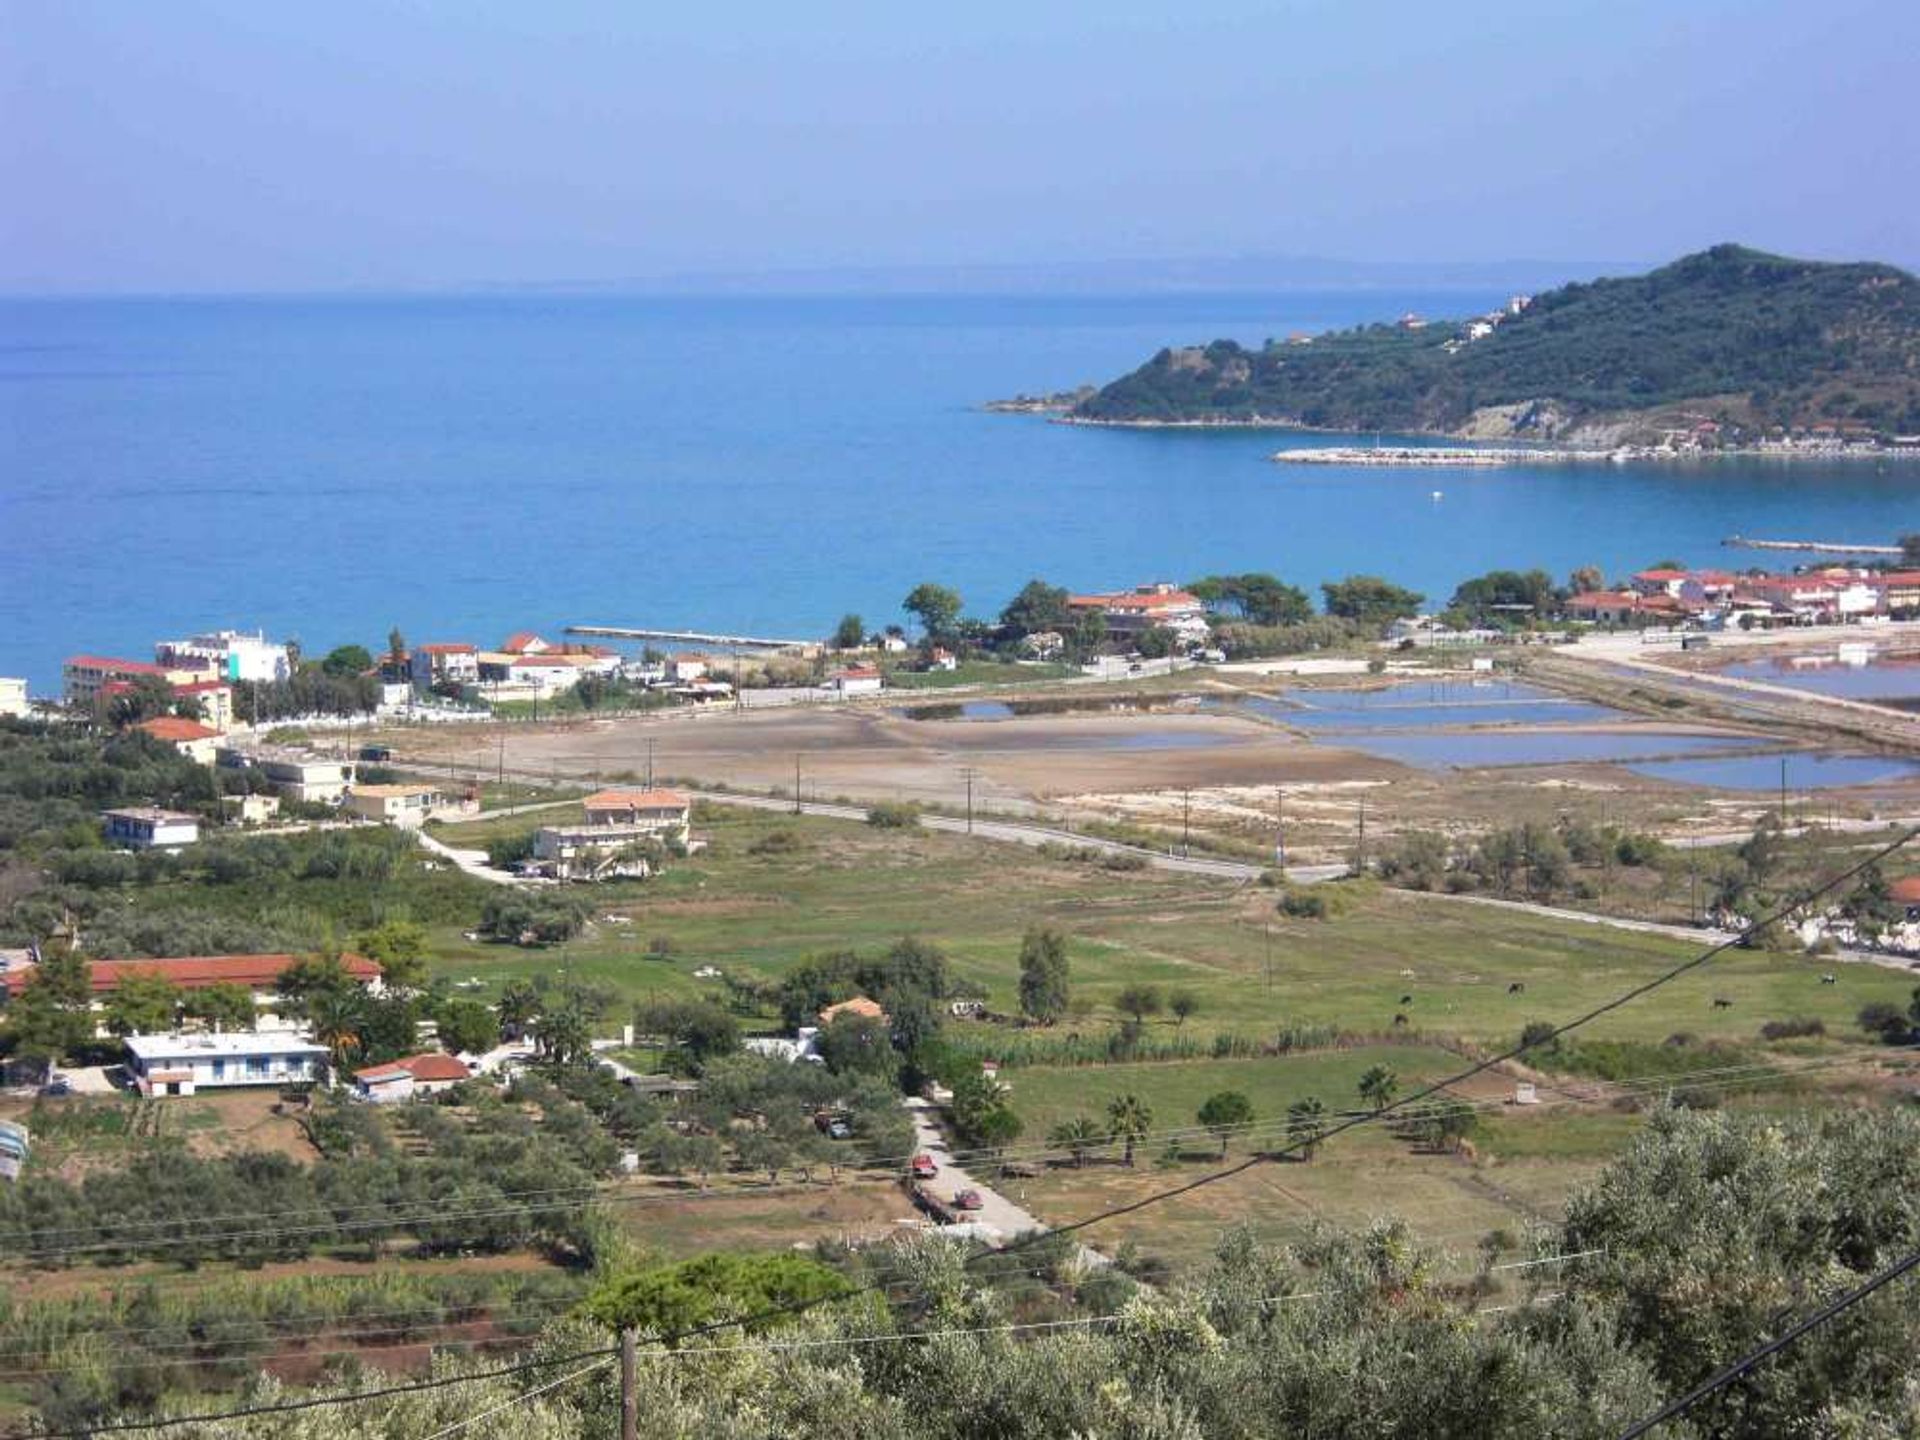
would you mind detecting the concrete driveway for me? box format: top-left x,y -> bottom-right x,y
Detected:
904,1098 -> 1046,1243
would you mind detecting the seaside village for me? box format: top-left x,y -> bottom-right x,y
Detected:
4,560 -> 1920,1119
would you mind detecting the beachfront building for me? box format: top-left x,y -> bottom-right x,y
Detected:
827,664 -> 885,695
155,629 -> 293,685
61,655 -> 198,708
410,643 -> 481,689
666,654 -> 711,683
0,679 -> 27,719
125,1031 -> 330,1098
103,807 -> 201,851
218,746 -> 355,805
344,783 -> 444,828
353,1052 -> 471,1103
134,716 -> 221,764
1067,584 -> 1211,646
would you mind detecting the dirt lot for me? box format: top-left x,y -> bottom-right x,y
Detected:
387,664 -> 1920,864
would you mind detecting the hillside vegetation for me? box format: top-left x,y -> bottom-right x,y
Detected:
1072,245 -> 1920,441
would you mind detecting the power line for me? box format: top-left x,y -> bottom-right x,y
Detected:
10,828 -> 1911,1434
1613,1248 -> 1920,1440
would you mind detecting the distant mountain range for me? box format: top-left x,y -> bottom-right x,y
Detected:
1066,246 -> 1920,443
488,254 -> 1631,297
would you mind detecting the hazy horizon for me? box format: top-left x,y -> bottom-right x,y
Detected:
6,1 -> 1917,296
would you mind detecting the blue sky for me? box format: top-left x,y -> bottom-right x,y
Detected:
5,0 -> 1916,293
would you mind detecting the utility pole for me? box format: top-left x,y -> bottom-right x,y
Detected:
1355,796 -> 1367,873
1181,789 -> 1192,858
793,753 -> 802,815
1264,920 -> 1273,993
645,737 -> 656,791
1274,786 -> 1286,871
619,1327 -> 638,1440
963,767 -> 975,834
1778,756 -> 1788,829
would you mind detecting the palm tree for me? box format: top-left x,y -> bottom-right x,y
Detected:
1049,1116 -> 1106,1168
305,987 -> 365,1074
1106,1093 -> 1153,1167
1357,1064 -> 1398,1112
1286,1096 -> 1328,1161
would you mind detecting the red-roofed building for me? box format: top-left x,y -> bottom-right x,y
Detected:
62,655 -> 191,708
581,789 -> 691,828
1,952 -> 382,1004
819,995 -> 889,1027
353,1052 -> 472,1103
1066,584 -> 1210,643
500,631 -> 551,655
135,715 -> 221,764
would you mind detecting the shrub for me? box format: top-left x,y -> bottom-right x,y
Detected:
865,802 -> 921,829
1278,890 -> 1329,919
1758,1017 -> 1825,1041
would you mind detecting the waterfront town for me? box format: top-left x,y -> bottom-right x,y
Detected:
5,558 -> 1920,1432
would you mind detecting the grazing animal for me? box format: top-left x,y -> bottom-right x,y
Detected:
1392,1012 -> 1410,1028
1712,997 -> 1732,1010
1507,982 -> 1525,994
1399,994 -> 1413,1006
1820,973 -> 1838,985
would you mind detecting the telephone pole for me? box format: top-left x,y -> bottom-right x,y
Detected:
620,1327 -> 638,1440
1355,796 -> 1367,874
1274,786 -> 1286,870
645,737 -> 656,790
1181,789 -> 1192,858
793,753 -> 802,815
962,767 -> 975,834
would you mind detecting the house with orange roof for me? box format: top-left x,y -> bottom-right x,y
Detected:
135,715 -> 221,764
1066,583 -> 1210,645
353,1052 -> 472,1103
819,996 -> 889,1027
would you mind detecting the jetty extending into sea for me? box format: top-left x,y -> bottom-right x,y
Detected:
1272,445 -> 1616,467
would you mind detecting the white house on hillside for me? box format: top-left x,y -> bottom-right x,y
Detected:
125,1031 -> 329,1098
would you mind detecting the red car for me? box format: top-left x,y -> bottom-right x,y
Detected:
910,1153 -> 939,1180
953,1189 -> 984,1212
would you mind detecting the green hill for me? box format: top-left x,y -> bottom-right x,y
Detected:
1070,245 -> 1920,442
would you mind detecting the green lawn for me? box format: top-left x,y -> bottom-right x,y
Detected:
423,803 -> 1919,1056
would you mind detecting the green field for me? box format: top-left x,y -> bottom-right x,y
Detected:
425,802 -> 1917,1053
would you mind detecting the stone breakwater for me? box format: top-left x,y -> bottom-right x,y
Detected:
1272,445 -> 1615,467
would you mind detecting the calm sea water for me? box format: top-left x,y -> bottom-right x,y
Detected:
5,293 -> 1918,690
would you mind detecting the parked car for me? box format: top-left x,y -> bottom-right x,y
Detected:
953,1189 -> 984,1212
826,1119 -> 853,1140
358,745 -> 393,762
910,1153 -> 939,1179
37,1076 -> 72,1097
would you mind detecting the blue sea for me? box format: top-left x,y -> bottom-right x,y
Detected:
4,292 -> 1918,690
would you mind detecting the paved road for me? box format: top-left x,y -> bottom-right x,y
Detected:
416,828 -> 532,887
905,1099 -> 1047,1243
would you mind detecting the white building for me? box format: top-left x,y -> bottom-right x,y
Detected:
155,630 -> 292,685
344,783 -> 444,828
353,1052 -> 471,1103
218,746 -> 355,805
827,665 -> 884,695
410,644 -> 481,688
125,1031 -> 329,1098
103,807 -> 201,850
0,679 -> 27,719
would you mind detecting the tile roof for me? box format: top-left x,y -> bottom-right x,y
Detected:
65,655 -> 169,675
3,952 -> 380,998
355,1052 -> 470,1083
136,717 -> 220,742
583,788 -> 690,810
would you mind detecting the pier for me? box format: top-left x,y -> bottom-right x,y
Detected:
566,623 -> 820,652
1721,536 -> 1901,556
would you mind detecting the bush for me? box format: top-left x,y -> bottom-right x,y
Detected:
1857,1001 -> 1911,1042
1278,890 -> 1329,919
1758,1017 -> 1825,1041
865,802 -> 920,829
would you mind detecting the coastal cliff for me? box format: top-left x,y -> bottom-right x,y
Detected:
1062,246 -> 1920,445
